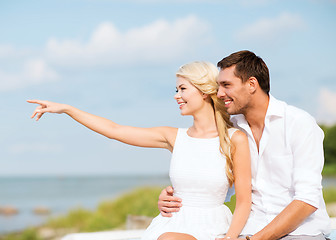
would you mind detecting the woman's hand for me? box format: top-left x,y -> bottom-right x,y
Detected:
27,99 -> 69,121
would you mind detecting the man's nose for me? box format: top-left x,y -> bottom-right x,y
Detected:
217,87 -> 225,98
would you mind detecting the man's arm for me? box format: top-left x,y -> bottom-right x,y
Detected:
250,200 -> 316,240
158,186 -> 182,217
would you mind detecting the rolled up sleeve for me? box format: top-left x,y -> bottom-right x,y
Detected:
291,113 -> 324,208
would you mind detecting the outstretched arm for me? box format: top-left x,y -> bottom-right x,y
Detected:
27,100 -> 177,150
223,130 -> 252,239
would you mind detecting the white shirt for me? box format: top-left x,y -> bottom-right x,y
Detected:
231,95 -> 331,236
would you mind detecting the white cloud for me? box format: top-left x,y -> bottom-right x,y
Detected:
0,16 -> 211,91
235,12 -> 305,43
45,15 -> 212,67
0,44 -> 32,59
24,59 -> 58,82
0,59 -> 58,91
8,143 -> 64,155
317,88 -> 336,124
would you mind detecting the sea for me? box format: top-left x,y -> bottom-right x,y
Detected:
0,175 -> 171,234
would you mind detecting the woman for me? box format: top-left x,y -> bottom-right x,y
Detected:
28,61 -> 251,240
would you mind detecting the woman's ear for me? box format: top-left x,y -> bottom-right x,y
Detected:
202,93 -> 209,100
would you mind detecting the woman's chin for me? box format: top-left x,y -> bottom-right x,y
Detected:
180,111 -> 190,116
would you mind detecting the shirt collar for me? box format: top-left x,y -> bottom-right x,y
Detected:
230,94 -> 285,127
265,94 -> 285,119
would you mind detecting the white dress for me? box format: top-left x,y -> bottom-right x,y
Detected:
141,128 -> 237,240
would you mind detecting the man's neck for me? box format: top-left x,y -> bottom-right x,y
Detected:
243,93 -> 270,151
244,93 -> 270,129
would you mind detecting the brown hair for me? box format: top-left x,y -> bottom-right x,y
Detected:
217,50 -> 270,95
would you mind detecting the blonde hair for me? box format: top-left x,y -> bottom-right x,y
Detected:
176,61 -> 235,186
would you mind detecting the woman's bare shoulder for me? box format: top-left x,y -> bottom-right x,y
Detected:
229,129 -> 248,145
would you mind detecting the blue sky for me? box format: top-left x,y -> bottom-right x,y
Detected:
1,0 -> 336,176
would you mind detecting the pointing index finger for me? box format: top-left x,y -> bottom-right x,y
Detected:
27,99 -> 48,105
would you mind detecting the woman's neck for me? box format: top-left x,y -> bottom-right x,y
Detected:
189,104 -> 218,138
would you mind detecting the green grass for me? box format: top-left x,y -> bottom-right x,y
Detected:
0,228 -> 40,240
323,187 -> 336,204
46,208 -> 94,230
322,163 -> 336,177
224,195 -> 236,212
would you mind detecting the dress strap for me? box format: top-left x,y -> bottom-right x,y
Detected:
228,128 -> 238,139
173,128 -> 188,146
176,128 -> 188,139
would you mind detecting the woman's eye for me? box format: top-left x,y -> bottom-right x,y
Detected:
176,87 -> 186,92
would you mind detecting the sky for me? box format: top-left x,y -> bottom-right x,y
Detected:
1,0 -> 336,176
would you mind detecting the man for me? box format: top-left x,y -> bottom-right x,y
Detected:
158,50 -> 331,240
